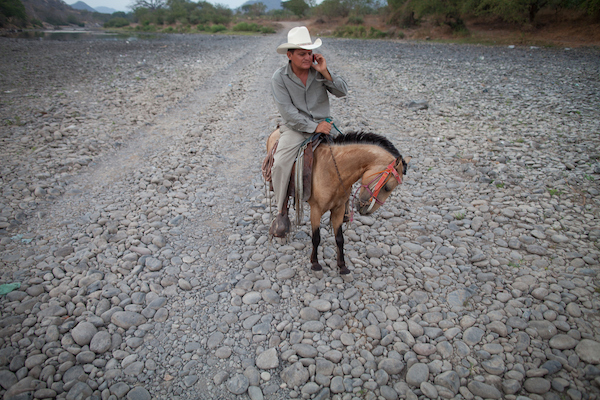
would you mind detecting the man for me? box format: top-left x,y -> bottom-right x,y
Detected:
270,26 -> 348,237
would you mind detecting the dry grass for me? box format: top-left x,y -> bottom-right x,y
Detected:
304,10 -> 600,48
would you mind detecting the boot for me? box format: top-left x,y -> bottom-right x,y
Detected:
270,212 -> 291,238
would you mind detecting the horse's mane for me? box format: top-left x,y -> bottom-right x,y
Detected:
331,131 -> 400,158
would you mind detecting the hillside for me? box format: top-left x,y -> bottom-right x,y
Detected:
70,0 -> 95,12
95,6 -> 116,14
21,0 -> 74,23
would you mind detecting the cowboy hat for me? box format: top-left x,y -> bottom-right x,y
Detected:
276,26 -> 322,54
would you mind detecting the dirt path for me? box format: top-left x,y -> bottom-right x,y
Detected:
1,29 -> 599,400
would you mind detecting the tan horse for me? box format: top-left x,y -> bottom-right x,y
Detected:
266,129 -> 410,276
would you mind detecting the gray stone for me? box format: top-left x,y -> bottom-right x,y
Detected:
528,320 -> 558,340
145,257 -> 162,271
330,376 -> 344,393
502,379 -> 521,394
463,326 -> 484,345
293,344 -> 317,358
420,381 -> 438,399
524,377 -> 551,394
549,334 -> 578,350
467,381 -> 502,399
378,358 -> 404,375
111,311 -> 147,329
0,370 -> 18,390
380,385 -> 398,400
248,386 -> 264,400
434,371 -> 460,394
110,382 -> 130,398
406,363 -> 429,387
71,321 -> 97,346
213,371 -> 229,385
66,382 -> 93,400
575,339 -> 600,364
90,331 -> 112,353
127,386 -> 151,400
482,356 -> 506,375
226,374 -> 249,395
280,362 -> 309,388
256,348 -> 279,370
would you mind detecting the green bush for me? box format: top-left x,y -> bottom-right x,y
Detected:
104,17 -> 130,28
369,26 -> 386,38
260,25 -> 275,33
0,0 -> 27,26
333,24 -> 389,38
347,15 -> 364,24
196,24 -> 206,31
210,24 -> 226,32
232,21 -> 260,31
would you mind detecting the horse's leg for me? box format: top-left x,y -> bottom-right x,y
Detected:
331,204 -> 350,275
310,206 -> 323,272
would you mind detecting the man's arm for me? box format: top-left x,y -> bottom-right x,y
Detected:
313,54 -> 348,98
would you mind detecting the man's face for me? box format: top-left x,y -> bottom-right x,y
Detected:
288,49 -> 313,71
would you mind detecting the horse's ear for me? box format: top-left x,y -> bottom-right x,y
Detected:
400,156 -> 411,175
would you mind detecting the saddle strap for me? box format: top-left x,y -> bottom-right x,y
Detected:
261,141 -> 278,183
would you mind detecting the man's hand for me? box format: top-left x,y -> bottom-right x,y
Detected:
312,54 -> 332,81
315,121 -> 332,135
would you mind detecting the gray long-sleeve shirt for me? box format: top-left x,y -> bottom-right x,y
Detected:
271,61 -> 348,134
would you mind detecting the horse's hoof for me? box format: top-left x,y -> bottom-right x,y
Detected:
342,273 -> 354,283
313,269 -> 324,279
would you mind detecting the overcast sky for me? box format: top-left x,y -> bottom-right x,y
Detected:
67,0 -> 248,12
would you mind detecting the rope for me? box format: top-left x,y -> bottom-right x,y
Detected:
324,118 -> 354,223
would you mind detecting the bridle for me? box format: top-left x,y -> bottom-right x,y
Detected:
358,158 -> 403,212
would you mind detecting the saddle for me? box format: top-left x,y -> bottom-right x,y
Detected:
262,133 -> 323,202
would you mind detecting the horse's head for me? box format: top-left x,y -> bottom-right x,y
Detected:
357,155 -> 410,215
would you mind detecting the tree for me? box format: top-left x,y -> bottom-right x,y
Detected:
0,0 -> 27,26
130,0 -> 166,11
282,0 -> 310,16
241,2 -> 267,15
466,0 -> 558,23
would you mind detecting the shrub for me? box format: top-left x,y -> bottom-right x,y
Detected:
369,26 -> 386,38
333,25 -> 388,39
104,17 -> 130,28
210,24 -> 226,32
196,24 -> 206,31
260,25 -> 275,33
232,21 -> 259,31
347,15 -> 363,24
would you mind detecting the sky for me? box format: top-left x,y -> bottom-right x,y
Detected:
67,0 -> 248,13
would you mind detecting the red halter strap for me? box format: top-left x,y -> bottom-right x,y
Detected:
359,159 -> 403,209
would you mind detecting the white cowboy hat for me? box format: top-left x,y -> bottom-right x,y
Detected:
276,26 -> 322,54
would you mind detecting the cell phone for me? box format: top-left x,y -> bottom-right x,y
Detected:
313,54 -> 317,64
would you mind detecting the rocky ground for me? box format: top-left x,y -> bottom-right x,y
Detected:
1,27 -> 600,400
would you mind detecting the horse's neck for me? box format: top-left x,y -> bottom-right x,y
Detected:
326,144 -> 391,185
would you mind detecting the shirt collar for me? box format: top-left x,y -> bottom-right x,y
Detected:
285,61 -> 316,86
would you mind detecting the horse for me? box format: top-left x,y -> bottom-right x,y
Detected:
265,129 -> 410,276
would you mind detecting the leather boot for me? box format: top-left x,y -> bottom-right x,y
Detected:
270,212 -> 291,238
